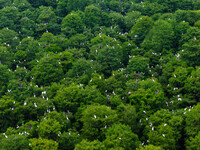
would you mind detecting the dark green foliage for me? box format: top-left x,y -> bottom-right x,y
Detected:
31,55 -> 64,86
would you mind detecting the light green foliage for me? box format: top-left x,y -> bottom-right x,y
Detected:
19,17 -> 36,38
126,56 -> 149,76
38,118 -> 62,140
168,66 -> 189,95
184,67 -> 200,101
45,111 -> 71,131
124,11 -> 141,31
67,34 -> 89,50
117,104 -> 138,132
81,105 -> 118,140
75,139 -> 105,150
186,131 -> 200,150
90,34 -> 122,76
53,84 -> 106,113
129,16 -> 153,46
36,6 -> 58,34
104,70 -> 127,95
0,28 -> 20,49
88,73 -> 106,94
0,6 -> 19,30
39,32 -> 55,44
84,5 -> 101,28
142,19 -> 175,53
181,38 -> 200,66
37,6 -> 56,24
29,137 -> 58,150
145,109 -> 183,150
137,144 -> 163,150
104,123 -> 140,150
17,37 -> 42,63
128,78 -> 165,115
185,103 -> 200,138
56,51 -> 74,74
0,134 -> 29,150
17,120 -> 39,138
61,11 -> 84,37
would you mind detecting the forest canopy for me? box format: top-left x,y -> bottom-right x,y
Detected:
0,0 -> 200,149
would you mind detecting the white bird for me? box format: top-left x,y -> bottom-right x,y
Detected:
94,115 -> 96,119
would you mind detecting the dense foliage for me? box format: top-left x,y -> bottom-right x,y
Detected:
0,0 -> 200,149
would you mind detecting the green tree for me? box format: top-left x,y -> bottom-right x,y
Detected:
0,6 -> 20,30
0,0 -> 12,9
145,109 -> 183,150
124,11 -> 141,32
38,118 -> 63,140
84,5 -> 101,28
184,67 -> 200,102
36,6 -> 58,34
185,103 -> 200,139
126,56 -> 149,77
103,123 -> 140,150
67,58 -> 96,83
59,131 -> 81,150
61,11 -> 84,37
13,0 -> 32,12
181,38 -> 200,66
53,84 -> 106,113
81,104 -> 118,141
0,28 -> 20,50
117,104 -> 138,132
31,55 -> 64,86
128,78 -> 165,116
90,34 -> 123,76
186,131 -> 200,150
129,16 -> 153,46
29,137 -> 58,150
0,96 -> 19,131
137,144 -> 162,150
0,46 -> 12,67
0,134 -> 29,150
19,17 -> 36,38
142,19 -> 175,53
56,51 -> 74,74
74,139 -> 105,150
0,65 -> 13,97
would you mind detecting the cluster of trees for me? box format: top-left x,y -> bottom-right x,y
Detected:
0,0 -> 200,149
